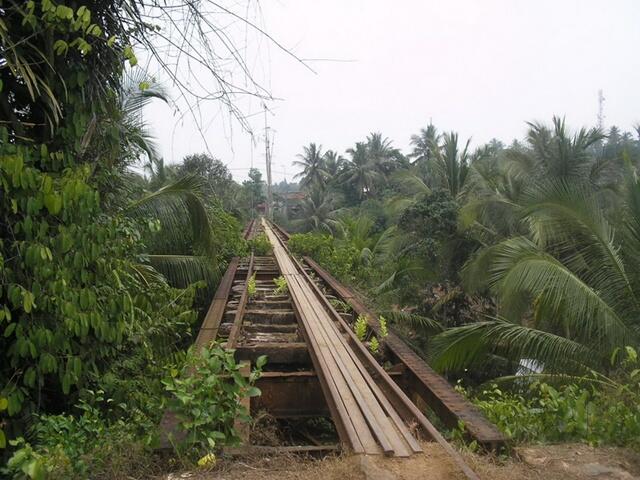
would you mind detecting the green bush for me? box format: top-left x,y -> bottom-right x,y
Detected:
288,233 -> 334,259
248,233 -> 272,255
465,381 -> 640,448
288,233 -> 360,281
2,396 -> 153,480
161,344 -> 266,457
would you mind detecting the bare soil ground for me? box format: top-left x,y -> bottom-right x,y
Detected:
159,442 -> 640,480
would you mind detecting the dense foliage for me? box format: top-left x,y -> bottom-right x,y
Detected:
284,121 -> 640,449
0,1 -> 265,477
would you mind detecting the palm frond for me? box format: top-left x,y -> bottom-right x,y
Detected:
146,255 -> 220,290
384,310 -> 443,333
126,175 -> 213,253
488,237 -> 630,348
429,318 -> 596,373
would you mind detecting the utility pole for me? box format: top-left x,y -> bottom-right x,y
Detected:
597,89 -> 605,131
264,104 -> 273,220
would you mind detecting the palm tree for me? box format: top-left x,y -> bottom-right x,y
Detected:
432,120 -> 636,377
334,214 -> 395,269
118,70 -> 170,163
323,150 -> 346,178
507,117 -> 604,183
431,132 -> 473,199
366,132 -> 404,175
125,175 -> 223,289
294,143 -> 328,191
292,188 -> 340,233
461,117 -> 606,244
340,142 -> 384,199
409,124 -> 440,175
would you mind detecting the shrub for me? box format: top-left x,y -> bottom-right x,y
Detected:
378,315 -> 388,339
162,344 -> 266,457
330,299 -> 351,314
369,336 -> 380,354
248,233 -> 272,256
2,397 -> 153,480
288,233 -> 360,281
464,381 -> 640,449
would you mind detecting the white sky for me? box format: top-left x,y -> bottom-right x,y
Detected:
146,0 -> 640,183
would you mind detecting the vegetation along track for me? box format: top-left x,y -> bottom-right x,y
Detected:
163,218 -> 504,479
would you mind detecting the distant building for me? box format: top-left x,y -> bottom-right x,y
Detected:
275,191 -> 306,217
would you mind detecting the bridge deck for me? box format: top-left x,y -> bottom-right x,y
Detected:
263,220 -> 421,457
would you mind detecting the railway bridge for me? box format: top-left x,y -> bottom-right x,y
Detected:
162,219 -> 505,479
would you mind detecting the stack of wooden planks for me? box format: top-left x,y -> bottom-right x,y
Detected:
262,220 -> 422,457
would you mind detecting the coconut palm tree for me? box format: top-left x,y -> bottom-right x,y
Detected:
293,143 -> 329,191
409,124 -> 440,178
430,132 -> 473,199
323,150 -> 346,178
432,120 -> 637,377
118,70 -> 171,162
366,132 -> 404,175
292,188 -> 341,233
507,117 -> 605,183
125,175 -> 224,289
339,142 -> 384,199
461,117 -> 606,244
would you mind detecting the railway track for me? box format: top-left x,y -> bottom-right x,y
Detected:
162,218 -> 505,479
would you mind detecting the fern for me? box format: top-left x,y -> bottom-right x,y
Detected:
378,315 -> 388,339
273,276 -> 288,295
247,273 -> 257,298
354,314 -> 368,341
369,336 -> 380,354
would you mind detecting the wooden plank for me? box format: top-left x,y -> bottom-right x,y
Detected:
288,275 -> 382,455
303,255 -> 506,450
234,342 -> 310,364
298,254 -> 480,478
297,261 -> 422,454
223,445 -> 339,456
227,253 -> 254,348
286,275 -> 371,454
271,234 -> 369,453
194,257 -> 239,349
293,276 -> 403,456
264,220 -> 414,457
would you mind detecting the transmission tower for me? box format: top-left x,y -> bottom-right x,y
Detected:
597,89 -> 605,130
264,104 -> 274,220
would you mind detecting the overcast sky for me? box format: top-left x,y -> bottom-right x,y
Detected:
146,0 -> 640,183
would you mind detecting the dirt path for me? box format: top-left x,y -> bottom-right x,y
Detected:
159,443 -> 640,480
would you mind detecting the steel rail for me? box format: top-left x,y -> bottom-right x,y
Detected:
227,253 -> 255,348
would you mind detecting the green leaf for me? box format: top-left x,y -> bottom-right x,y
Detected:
0,429 -> 5,449
4,323 -> 16,337
44,194 -> 62,215
23,458 -> 44,480
255,355 -> 268,369
53,40 -> 68,56
22,291 -> 35,313
246,386 -> 261,397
